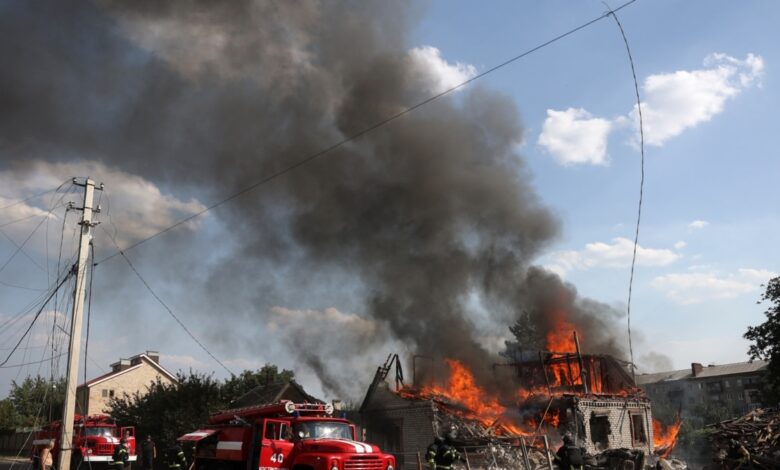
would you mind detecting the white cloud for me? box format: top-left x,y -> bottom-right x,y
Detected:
406,46 -> 477,95
634,53 -> 764,146
537,53 -> 764,160
537,108 -> 613,166
652,268 -> 777,304
688,220 -> 710,230
673,241 -> 687,250
545,237 -> 680,276
0,161 -> 207,249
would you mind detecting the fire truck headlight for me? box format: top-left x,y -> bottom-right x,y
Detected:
330,465 -> 339,470
386,465 -> 393,470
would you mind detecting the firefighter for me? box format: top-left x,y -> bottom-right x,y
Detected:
554,434 -> 585,470
112,438 -> 130,470
425,436 -> 443,470
165,443 -> 187,470
428,426 -> 461,470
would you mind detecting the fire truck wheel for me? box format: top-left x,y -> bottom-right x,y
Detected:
71,452 -> 84,470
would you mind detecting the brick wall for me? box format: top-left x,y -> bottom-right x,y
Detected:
362,385 -> 437,470
84,360 -> 175,415
575,397 -> 654,456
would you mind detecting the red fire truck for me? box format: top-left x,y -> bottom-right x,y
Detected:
32,415 -> 136,467
178,401 -> 395,470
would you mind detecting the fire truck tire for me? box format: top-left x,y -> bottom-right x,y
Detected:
71,452 -> 84,470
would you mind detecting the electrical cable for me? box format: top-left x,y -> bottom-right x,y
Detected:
0,184 -> 74,276
0,186 -> 60,211
0,270 -> 74,368
94,0 -> 639,266
604,3 -> 644,381
0,352 -> 67,369
103,229 -> 234,376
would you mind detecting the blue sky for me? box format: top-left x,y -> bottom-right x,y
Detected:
413,0 -> 779,367
0,1 -> 778,400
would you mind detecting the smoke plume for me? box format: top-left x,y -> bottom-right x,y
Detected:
1,1 -> 632,398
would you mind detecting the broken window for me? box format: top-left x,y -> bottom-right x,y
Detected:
630,414 -> 647,446
589,413 -> 610,451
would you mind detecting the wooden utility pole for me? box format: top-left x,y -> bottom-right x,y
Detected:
58,178 -> 102,470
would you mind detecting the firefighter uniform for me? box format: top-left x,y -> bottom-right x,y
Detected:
165,445 -> 187,470
426,437 -> 443,470
427,429 -> 461,470
554,435 -> 585,470
112,441 -> 130,470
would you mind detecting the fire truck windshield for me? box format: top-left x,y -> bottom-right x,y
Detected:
294,421 -> 352,440
84,427 -> 114,437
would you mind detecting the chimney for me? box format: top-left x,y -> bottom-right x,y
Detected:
691,362 -> 703,377
111,359 -> 131,373
145,351 -> 160,364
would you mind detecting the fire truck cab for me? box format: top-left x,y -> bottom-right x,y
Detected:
32,415 -> 136,467
179,401 -> 395,470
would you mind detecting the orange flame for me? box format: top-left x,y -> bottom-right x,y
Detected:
422,359 -> 505,425
653,418 -> 682,458
546,315 -> 577,353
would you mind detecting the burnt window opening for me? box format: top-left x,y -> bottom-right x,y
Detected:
589,413 -> 610,451
630,414 -> 647,446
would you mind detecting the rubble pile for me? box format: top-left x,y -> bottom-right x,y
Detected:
431,406 -> 555,470
708,407 -> 780,469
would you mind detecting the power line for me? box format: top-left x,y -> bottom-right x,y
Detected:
0,186 -> 74,276
0,187 -> 60,212
0,270 -> 74,368
604,3 -> 644,381
0,352 -> 67,369
0,212 -> 44,228
103,230 -> 234,376
95,0 -> 638,266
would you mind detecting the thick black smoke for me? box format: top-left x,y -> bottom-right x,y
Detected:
0,1 -> 631,398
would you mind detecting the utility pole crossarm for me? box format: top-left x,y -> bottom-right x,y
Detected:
58,178 -> 103,470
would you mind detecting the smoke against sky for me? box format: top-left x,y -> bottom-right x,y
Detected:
0,1 -> 674,399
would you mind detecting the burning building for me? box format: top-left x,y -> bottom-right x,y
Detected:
360,332 -> 680,469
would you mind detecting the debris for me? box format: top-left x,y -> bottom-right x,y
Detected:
707,407 -> 780,469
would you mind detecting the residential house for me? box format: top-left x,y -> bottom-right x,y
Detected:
76,351 -> 177,416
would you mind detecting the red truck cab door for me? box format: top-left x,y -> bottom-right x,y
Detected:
258,420 -> 293,470
120,427 -> 136,455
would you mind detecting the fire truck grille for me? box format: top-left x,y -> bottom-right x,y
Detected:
345,456 -> 384,470
96,444 -> 113,454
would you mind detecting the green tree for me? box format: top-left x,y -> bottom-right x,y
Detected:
109,371 -> 223,445
744,276 -> 780,404
221,364 -> 295,405
502,310 -> 545,360
8,376 -> 66,426
0,398 -> 20,432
